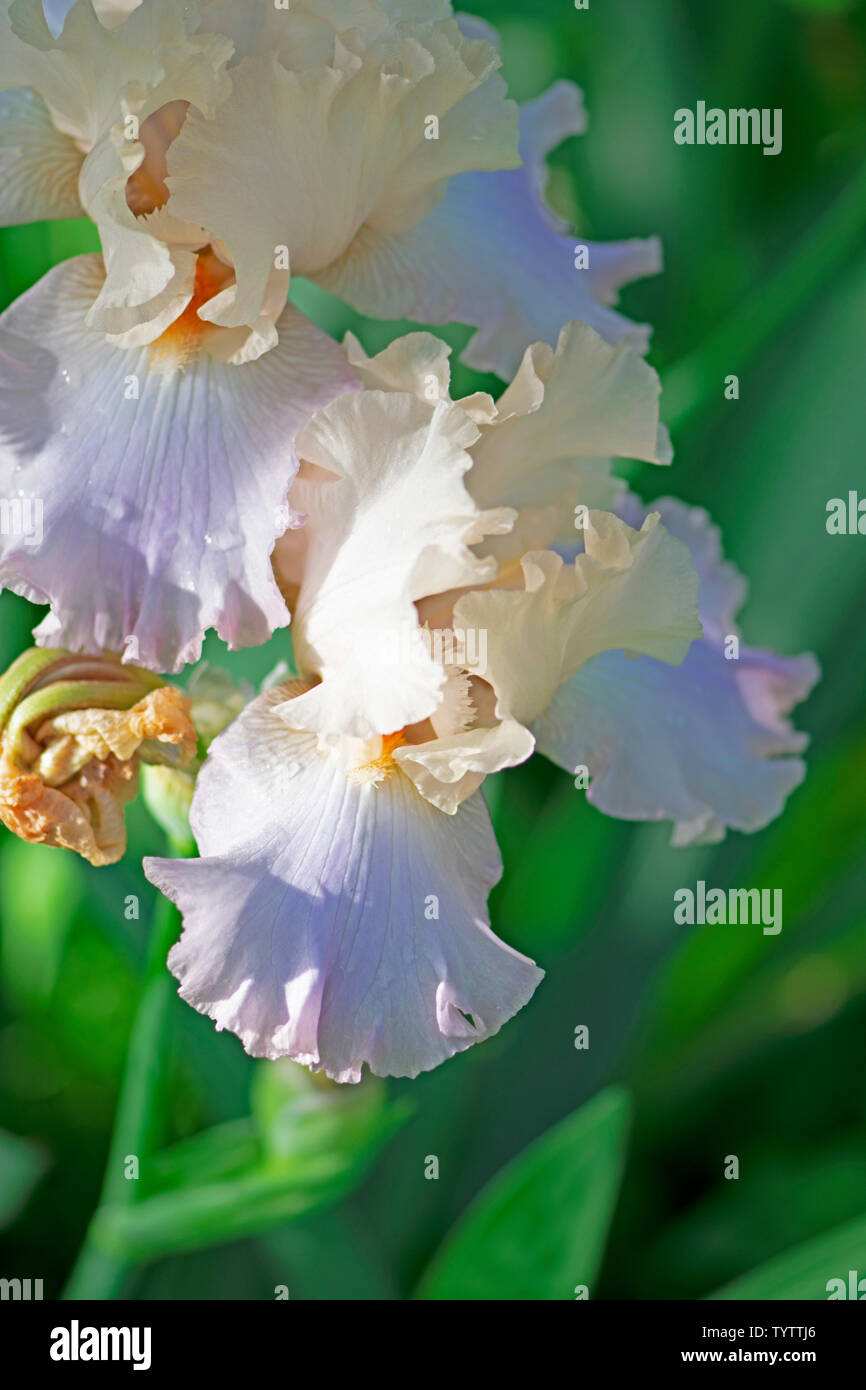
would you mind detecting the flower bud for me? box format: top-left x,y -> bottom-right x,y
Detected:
0,649 -> 196,866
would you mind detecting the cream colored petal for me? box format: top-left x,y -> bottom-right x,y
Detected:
343,328 -> 499,423
197,0 -> 389,68
1,0 -> 231,150
0,85 -> 83,224
165,21 -> 517,330
84,163 -> 199,341
344,328 -> 454,401
453,512 -> 702,727
2,0 -> 232,342
468,320 -> 671,518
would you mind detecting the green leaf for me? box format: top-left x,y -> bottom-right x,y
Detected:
0,218 -> 99,311
711,1214 -> 866,1300
417,1086 -> 632,1301
142,1119 -> 260,1196
0,1127 -> 48,1229
0,836 -> 82,1006
92,1102 -> 408,1262
782,0 -> 858,13
632,734 -> 866,1111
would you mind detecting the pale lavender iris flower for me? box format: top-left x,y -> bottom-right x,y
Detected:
145,323 -> 703,1081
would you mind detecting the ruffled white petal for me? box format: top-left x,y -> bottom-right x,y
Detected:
316,81 -> 661,379
344,327 -> 455,404
144,685 -> 542,1081
1,0 -> 234,342
0,254 -> 358,671
454,512 -> 701,727
344,320 -> 669,573
280,388 -> 506,739
0,85 -> 83,224
395,716 -> 534,814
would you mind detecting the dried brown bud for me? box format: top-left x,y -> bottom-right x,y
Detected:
0,651 -> 196,866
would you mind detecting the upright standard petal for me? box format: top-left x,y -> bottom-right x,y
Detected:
0,0 -> 230,150
281,388 -> 506,739
196,0 -> 392,69
165,21 -> 518,333
533,496 -> 820,844
317,81 -> 661,379
145,685 -> 542,1082
454,511 -> 701,728
0,255 -> 358,671
469,320 -> 671,513
1,0 -> 233,341
464,318 -> 672,571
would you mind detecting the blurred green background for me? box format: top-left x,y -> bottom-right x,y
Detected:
1,0 -> 866,1300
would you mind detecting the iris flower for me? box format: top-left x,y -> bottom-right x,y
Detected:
146,326 -> 815,1080
144,323 -> 709,1081
0,0 -> 659,671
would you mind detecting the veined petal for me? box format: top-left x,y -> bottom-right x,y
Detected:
0,254 -> 358,672
280,389 -> 503,739
454,512 -> 701,728
316,81 -> 661,379
145,685 -> 542,1081
534,495 -> 819,844
0,86 -> 83,224
165,22 -> 517,331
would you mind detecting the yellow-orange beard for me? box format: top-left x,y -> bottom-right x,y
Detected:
348,729 -> 408,785
149,249 -> 232,371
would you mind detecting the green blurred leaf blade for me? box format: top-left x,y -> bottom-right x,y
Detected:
711,1214 -> 866,1300
417,1086 -> 632,1301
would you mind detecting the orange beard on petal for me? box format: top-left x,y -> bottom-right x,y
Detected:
349,729 -> 408,785
149,249 -> 234,372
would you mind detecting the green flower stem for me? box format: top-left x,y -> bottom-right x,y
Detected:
662,160 -> 866,433
62,868 -> 185,1300
0,649 -> 66,736
5,679 -> 160,760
